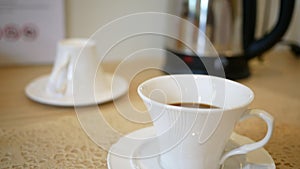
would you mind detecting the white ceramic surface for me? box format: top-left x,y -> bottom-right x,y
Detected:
137,75 -> 273,169
107,127 -> 275,169
25,73 -> 128,106
47,39 -> 103,97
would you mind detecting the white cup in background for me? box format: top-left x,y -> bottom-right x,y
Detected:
47,39 -> 105,98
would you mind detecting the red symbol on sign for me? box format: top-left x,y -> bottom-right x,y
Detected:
4,24 -> 20,41
23,23 -> 38,41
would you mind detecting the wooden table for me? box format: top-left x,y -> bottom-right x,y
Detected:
0,49 -> 299,169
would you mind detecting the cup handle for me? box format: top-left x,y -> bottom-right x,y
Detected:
48,53 -> 71,94
219,109 -> 274,164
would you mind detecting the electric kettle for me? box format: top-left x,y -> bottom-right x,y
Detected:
165,0 -> 295,79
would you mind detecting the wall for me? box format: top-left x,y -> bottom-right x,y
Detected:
283,0 -> 300,42
65,0 -> 170,62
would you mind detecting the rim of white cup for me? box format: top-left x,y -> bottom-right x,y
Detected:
137,74 -> 254,113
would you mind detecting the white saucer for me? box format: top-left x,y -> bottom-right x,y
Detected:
25,73 -> 128,106
107,127 -> 275,169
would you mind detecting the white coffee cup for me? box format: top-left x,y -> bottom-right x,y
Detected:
137,74 -> 273,169
47,38 -> 104,99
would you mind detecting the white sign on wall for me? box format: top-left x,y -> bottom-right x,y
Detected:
0,0 -> 65,65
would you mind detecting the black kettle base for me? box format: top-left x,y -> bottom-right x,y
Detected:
163,51 -> 250,80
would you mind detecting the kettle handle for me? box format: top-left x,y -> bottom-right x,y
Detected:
243,0 -> 295,60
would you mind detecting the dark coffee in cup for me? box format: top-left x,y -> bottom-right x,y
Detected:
169,102 -> 220,109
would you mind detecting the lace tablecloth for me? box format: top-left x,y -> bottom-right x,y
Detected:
1,116 -> 299,169
0,116 -> 109,169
